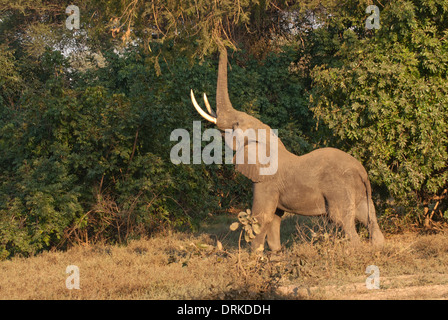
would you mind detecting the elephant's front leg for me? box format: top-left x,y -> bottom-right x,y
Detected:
266,209 -> 284,252
250,183 -> 280,253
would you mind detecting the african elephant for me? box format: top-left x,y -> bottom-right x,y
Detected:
190,48 -> 385,252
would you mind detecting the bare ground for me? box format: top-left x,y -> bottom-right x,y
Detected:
277,273 -> 448,299
0,215 -> 447,300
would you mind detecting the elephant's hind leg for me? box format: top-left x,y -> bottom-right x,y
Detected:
327,199 -> 360,245
355,200 -> 384,247
341,212 -> 361,245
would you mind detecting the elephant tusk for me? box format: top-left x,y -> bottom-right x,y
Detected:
203,93 -> 217,117
190,90 -> 217,124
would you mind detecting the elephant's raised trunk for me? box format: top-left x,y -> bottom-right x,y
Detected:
190,48 -> 234,125
216,48 -> 234,115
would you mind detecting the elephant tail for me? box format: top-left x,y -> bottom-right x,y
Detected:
362,174 -> 385,247
362,174 -> 373,240
364,177 -> 374,232
362,175 -> 376,242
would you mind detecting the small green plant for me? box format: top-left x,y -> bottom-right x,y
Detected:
229,209 -> 261,244
229,209 -> 263,279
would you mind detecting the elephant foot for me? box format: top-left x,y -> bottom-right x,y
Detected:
371,229 -> 385,248
267,251 -> 284,262
343,227 -> 362,247
251,236 -> 282,254
251,241 -> 265,254
347,237 -> 362,248
267,242 -> 281,253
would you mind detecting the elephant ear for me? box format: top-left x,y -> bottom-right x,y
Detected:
233,129 -> 283,183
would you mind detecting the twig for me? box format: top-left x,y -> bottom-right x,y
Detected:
237,229 -> 247,279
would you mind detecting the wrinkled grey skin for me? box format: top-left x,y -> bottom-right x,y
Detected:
191,48 -> 385,252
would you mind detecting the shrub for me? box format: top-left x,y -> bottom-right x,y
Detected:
310,0 -> 448,216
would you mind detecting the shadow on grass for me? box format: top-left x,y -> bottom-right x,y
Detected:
195,212 -> 348,252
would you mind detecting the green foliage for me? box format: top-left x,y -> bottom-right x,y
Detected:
0,45 -> 22,107
0,40 -> 311,258
310,0 -> 448,210
229,209 -> 261,244
2,0 -> 448,259
0,49 -> 189,257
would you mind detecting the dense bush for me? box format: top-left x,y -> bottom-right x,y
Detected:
2,0 -> 448,259
310,0 -> 448,214
0,45 -> 310,258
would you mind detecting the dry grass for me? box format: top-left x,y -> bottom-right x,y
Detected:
1,215 -> 448,300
